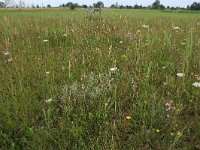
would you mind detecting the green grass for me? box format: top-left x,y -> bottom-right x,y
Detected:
0,8 -> 200,149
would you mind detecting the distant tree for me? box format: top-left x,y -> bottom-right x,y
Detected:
4,0 -> 16,7
70,4 -> 75,10
134,4 -> 140,9
190,2 -> 200,10
47,4 -> 51,8
31,3 -> 35,8
125,5 -> 133,9
60,4 -> 65,7
171,7 -> 175,10
93,1 -> 104,8
0,1 -> 6,7
66,2 -> 73,7
82,4 -> 87,8
119,5 -> 125,9
160,4 -> 165,10
110,4 -> 117,8
19,0 -> 25,8
152,0 -> 160,9
36,4 -> 39,8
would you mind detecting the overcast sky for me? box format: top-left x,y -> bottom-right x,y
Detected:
14,0 -> 200,8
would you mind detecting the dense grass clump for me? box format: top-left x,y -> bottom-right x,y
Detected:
0,9 -> 200,149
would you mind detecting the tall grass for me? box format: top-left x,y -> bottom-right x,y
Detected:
0,9 -> 200,149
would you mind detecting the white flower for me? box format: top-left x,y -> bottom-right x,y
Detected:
176,73 -> 185,77
43,39 -> 49,42
119,41 -> 123,44
110,67 -> 117,72
172,26 -> 180,30
3,51 -> 10,56
142,24 -> 149,29
46,98 -> 53,103
46,71 -> 50,74
7,58 -> 13,62
192,82 -> 200,87
136,30 -> 141,34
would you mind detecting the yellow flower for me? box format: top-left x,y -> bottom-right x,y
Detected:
105,103 -> 108,107
126,116 -> 131,120
177,131 -> 181,136
156,129 -> 160,133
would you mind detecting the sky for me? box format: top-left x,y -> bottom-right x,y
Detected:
14,0 -> 200,8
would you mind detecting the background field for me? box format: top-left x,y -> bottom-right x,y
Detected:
0,8 -> 200,149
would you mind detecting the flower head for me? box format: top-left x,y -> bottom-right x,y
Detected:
46,98 -> 53,103
176,73 -> 185,77
126,116 -> 131,120
172,26 -> 180,30
43,39 -> 49,42
192,82 -> 200,87
3,51 -> 10,56
142,24 -> 149,29
156,129 -> 160,133
7,58 -> 13,62
110,67 -> 117,72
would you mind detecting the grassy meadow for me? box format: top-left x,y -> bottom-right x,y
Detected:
0,8 -> 200,149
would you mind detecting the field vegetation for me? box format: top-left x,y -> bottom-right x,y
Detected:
0,8 -> 200,149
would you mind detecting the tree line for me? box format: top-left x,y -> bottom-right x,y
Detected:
0,0 -> 200,11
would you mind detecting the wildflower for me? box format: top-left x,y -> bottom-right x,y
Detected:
177,131 -> 181,136
46,71 -> 50,74
7,58 -> 13,62
172,26 -> 180,30
43,39 -> 49,42
105,103 -> 108,107
119,41 -> 123,44
165,100 -> 175,112
176,73 -> 185,77
181,42 -> 186,45
3,51 -> 10,56
126,116 -> 131,120
46,98 -> 53,103
156,129 -> 160,133
38,36 -> 41,39
136,30 -> 141,34
142,24 -> 149,29
192,82 -> 200,87
110,67 -> 117,72
170,132 -> 175,136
